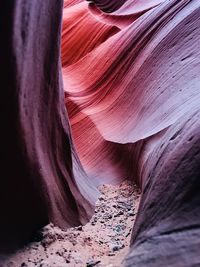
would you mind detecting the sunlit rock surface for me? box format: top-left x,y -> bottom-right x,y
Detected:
62,0 -> 200,266
1,0 -> 200,265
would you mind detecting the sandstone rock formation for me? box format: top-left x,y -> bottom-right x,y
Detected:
62,1 -> 200,265
1,0 -> 200,266
1,0 -> 94,252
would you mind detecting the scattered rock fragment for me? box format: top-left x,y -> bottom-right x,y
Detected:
108,252 -> 115,257
2,180 -> 140,267
76,225 -> 83,231
86,259 -> 101,266
110,242 -> 125,252
127,210 -> 135,216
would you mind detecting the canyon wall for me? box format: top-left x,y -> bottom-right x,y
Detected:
63,0 -> 200,265
0,0 -> 94,252
1,0 -> 200,265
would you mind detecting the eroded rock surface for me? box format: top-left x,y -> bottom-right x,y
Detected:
1,0 -> 200,266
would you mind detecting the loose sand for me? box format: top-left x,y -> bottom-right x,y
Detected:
1,181 -> 140,267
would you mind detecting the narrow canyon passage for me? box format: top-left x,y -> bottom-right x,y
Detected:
1,0 -> 200,266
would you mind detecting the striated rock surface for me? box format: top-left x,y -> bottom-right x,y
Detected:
124,109 -> 200,266
0,0 -> 95,252
62,0 -> 200,266
1,0 -> 200,266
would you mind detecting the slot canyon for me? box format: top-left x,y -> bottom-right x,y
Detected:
1,0 -> 200,266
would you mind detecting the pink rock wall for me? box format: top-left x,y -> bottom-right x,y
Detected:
1,0 -> 200,265
62,0 -> 200,265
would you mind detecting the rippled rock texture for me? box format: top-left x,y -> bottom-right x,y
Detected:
62,1 -> 200,265
1,0 -> 200,266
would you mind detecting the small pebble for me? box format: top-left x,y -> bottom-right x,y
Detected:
108,253 -> 115,256
86,259 -> 101,266
128,211 -> 135,216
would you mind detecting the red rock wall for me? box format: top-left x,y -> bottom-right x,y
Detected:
1,0 -> 200,265
62,0 -> 200,266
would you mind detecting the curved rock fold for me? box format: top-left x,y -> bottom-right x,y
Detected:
1,0 -> 200,266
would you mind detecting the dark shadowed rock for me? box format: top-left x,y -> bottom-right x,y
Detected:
0,0 -> 93,252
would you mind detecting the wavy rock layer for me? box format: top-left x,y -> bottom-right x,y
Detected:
125,109 -> 200,266
1,0 -> 200,266
62,0 -> 200,266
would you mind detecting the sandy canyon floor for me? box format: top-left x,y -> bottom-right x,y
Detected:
1,181 -> 140,267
